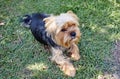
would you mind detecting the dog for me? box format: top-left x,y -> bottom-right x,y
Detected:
21,11 -> 81,77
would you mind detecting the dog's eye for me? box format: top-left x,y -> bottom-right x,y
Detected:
61,29 -> 67,32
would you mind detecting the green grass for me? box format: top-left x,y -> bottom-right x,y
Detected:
0,0 -> 120,79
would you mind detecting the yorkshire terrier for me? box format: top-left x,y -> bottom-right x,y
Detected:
21,11 -> 81,77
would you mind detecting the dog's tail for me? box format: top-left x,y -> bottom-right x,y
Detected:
20,15 -> 32,28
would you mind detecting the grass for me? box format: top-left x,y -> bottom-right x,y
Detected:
0,0 -> 120,79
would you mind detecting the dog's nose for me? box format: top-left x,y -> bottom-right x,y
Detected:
70,32 -> 76,38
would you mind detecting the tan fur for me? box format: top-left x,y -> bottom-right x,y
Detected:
50,47 -> 76,77
68,43 -> 80,60
44,11 -> 81,77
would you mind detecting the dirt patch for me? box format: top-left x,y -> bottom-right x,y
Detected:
112,40 -> 120,78
113,40 -> 120,64
98,40 -> 120,79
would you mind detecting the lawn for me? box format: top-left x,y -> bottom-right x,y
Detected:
0,0 -> 120,79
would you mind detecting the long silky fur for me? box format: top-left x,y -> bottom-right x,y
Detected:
21,13 -> 58,47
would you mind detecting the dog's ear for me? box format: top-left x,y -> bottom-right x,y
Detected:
43,16 -> 57,35
67,11 -> 79,21
43,16 -> 55,27
43,17 -> 49,23
67,10 -> 74,14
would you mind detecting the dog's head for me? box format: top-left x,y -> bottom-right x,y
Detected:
44,11 -> 81,48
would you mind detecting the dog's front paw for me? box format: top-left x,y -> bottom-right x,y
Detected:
60,62 -> 76,77
71,52 -> 80,60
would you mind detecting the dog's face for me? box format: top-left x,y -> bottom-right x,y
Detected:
44,11 -> 81,48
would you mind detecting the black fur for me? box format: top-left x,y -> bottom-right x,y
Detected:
21,13 -> 58,47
